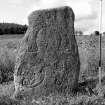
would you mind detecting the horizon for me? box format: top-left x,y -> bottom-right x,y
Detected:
0,0 -> 105,34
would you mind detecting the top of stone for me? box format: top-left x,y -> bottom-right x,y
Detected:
28,6 -> 75,25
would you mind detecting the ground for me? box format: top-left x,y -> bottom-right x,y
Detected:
0,34 -> 105,105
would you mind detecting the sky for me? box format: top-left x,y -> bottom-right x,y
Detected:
0,0 -> 105,34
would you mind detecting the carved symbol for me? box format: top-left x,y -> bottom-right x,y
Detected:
22,64 -> 46,88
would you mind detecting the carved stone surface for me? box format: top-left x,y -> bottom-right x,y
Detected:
13,6 -> 80,101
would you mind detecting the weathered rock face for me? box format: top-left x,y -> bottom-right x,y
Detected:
13,6 -> 80,101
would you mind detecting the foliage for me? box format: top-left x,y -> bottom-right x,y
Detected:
75,30 -> 83,35
94,31 -> 100,36
0,23 -> 28,35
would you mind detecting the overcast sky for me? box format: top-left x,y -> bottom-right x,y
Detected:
0,0 -> 105,34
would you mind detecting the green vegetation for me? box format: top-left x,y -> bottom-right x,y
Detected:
0,95 -> 21,105
0,47 -> 16,83
0,35 -> 105,104
0,23 -> 28,35
0,35 -> 23,83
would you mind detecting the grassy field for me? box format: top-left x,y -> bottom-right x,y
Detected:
0,34 -> 24,84
0,34 -> 105,105
0,34 -> 104,84
0,34 -> 24,48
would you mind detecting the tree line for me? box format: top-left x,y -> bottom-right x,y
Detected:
0,23 -> 28,35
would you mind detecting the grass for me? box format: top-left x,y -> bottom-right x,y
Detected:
0,34 -> 105,104
0,34 -> 24,83
0,96 -> 21,105
0,81 -> 15,97
0,34 -> 23,48
0,34 -> 101,84
0,47 -> 16,83
76,35 -> 105,80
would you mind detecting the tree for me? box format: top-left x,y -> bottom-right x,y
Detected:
0,28 -> 3,35
75,30 -> 83,35
94,31 -> 100,36
0,23 -> 28,35
103,32 -> 105,35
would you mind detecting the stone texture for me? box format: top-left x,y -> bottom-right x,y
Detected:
13,6 -> 80,101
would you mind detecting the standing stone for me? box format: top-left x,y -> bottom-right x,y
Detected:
13,6 -> 80,101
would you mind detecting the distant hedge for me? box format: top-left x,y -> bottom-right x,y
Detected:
0,23 -> 28,35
